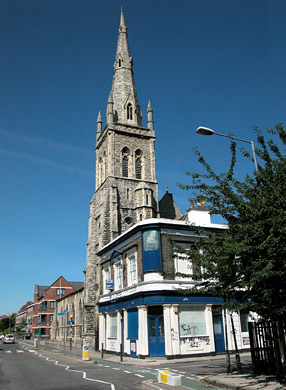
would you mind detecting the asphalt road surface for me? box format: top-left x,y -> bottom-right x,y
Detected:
0,342 -> 142,390
1,341 -> 250,389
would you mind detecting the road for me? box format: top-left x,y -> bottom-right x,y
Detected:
0,341 -> 250,389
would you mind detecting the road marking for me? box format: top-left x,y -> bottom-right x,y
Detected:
17,350 -> 24,353
112,367 -> 120,370
123,370 -> 131,374
31,352 -> 116,390
135,374 -> 145,378
5,351 -> 12,353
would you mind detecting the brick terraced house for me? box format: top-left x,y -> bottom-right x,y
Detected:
33,276 -> 83,338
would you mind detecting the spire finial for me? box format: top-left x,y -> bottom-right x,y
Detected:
119,7 -> 127,32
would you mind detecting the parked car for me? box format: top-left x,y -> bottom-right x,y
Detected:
3,334 -> 15,344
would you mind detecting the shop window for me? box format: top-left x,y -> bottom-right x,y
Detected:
109,312 -> 117,338
240,311 -> 249,332
179,306 -> 207,336
127,309 -> 138,339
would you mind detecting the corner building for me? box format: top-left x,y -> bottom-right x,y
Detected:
83,10 -> 159,347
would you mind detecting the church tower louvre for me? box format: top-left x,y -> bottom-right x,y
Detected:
83,10 -> 159,347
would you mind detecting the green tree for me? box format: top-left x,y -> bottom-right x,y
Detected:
179,124 -> 286,321
178,124 -> 286,376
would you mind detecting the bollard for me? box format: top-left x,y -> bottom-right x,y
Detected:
101,343 -> 104,359
82,344 -> 89,361
157,370 -> 181,386
120,343 -> 123,362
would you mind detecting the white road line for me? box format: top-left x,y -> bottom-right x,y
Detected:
5,351 -> 12,353
112,367 -> 120,370
16,350 -> 25,353
123,370 -> 131,374
35,353 -> 116,389
135,374 -> 145,378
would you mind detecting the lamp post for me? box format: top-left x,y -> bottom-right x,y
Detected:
196,126 -> 258,172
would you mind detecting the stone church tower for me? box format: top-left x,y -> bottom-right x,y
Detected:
83,10 -> 159,347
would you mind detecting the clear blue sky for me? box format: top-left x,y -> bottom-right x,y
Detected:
1,0 -> 285,315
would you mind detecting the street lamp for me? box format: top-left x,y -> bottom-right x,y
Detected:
196,126 -> 258,172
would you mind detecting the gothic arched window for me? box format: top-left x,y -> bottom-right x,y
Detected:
127,103 -> 133,120
122,147 -> 130,177
99,157 -> 103,185
135,149 -> 142,179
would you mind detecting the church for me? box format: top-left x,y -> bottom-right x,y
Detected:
51,10 -> 252,358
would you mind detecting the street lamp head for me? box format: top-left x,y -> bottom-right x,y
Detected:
196,126 -> 215,136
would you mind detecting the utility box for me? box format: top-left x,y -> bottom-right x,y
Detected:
157,370 -> 182,386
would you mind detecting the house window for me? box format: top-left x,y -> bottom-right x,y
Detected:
109,312 -> 117,338
240,311 -> 249,332
127,103 -> 133,120
128,253 -> 137,285
57,288 -> 65,296
179,306 -> 207,337
115,263 -> 123,290
50,314 -> 54,322
50,301 -> 56,309
103,267 -> 111,294
174,244 -> 201,280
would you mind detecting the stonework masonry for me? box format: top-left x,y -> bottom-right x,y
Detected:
83,10 -> 159,348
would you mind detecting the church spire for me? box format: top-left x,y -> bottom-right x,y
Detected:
119,7 -> 127,33
108,9 -> 142,126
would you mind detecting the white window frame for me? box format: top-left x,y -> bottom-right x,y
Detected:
102,267 -> 111,294
127,250 -> 137,286
178,305 -> 207,337
114,262 -> 123,290
108,312 -> 117,339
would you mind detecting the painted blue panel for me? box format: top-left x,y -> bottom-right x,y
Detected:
98,294 -> 223,312
127,309 -> 138,339
142,230 -> 161,272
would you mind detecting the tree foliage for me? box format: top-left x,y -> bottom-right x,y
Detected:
179,124 -> 286,321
